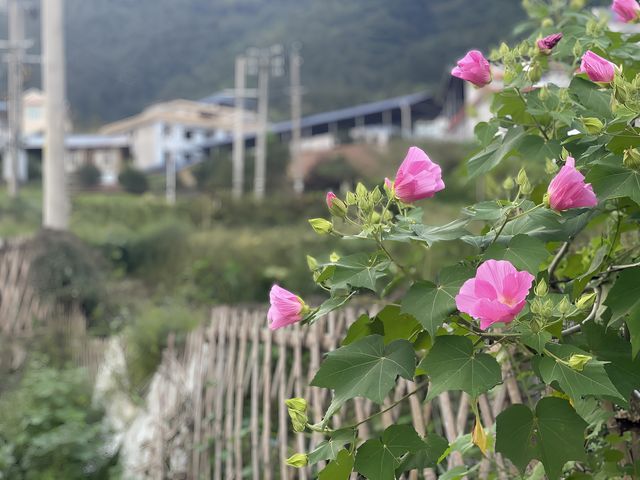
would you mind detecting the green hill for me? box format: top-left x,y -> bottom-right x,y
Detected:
61,0 -> 525,126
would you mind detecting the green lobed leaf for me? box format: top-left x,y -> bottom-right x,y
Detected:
307,429 -> 354,465
568,76 -> 613,120
387,219 -> 470,246
395,434 -> 449,475
330,253 -> 391,291
310,335 -> 415,405
419,335 -> 502,400
318,449 -> 354,480
467,126 -> 526,179
376,305 -> 422,345
587,164 -> 640,207
483,234 -> 549,273
583,322 -> 640,402
401,265 -> 474,337
354,425 -> 424,480
537,344 -> 625,404
496,397 -> 587,479
603,267 -> 640,357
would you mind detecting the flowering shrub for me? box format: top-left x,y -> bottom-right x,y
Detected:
273,1 -> 640,478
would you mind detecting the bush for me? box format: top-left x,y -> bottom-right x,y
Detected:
118,167 -> 148,194
0,360 -> 117,479
76,163 -> 102,189
28,230 -> 106,321
124,302 -> 200,390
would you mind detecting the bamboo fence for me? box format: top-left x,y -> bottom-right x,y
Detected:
132,306 -> 524,480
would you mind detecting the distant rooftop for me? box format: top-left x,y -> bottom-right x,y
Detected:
24,134 -> 129,150
199,90 -> 257,110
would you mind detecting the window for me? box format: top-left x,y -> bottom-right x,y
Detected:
184,129 -> 193,140
164,151 -> 171,165
26,106 -> 42,120
163,124 -> 172,137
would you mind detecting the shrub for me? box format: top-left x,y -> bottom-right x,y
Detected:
124,302 -> 200,390
76,163 -> 102,189
118,167 -> 148,194
0,360 -> 117,479
28,230 -> 106,321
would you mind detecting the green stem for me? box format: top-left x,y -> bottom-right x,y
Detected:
516,88 -> 550,141
344,383 -> 428,430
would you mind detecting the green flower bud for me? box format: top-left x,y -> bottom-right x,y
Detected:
557,297 -> 572,316
502,177 -> 515,191
520,179 -> 533,196
309,218 -> 333,235
286,453 -> 308,468
576,292 -> 596,310
355,182 -> 368,198
528,63 -> 542,84
572,40 -> 583,59
499,42 -> 510,57
545,158 -> 559,175
329,252 -> 340,263
285,398 -> 308,433
370,187 -> 383,204
582,117 -> 604,135
306,255 -> 318,271
541,18 -> 553,28
567,354 -> 592,371
530,298 -> 544,315
534,279 -> 548,297
345,191 -> 357,206
570,0 -> 585,9
539,87 -> 550,102
327,195 -> 348,218
516,168 -> 529,187
623,149 -> 640,171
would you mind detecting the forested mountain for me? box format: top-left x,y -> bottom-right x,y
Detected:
55,0 -> 524,125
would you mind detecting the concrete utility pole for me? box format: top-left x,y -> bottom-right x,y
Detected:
232,55 -> 246,199
6,0 -> 25,197
253,53 -> 269,200
247,45 -> 283,201
42,0 -> 69,230
166,152 -> 176,205
289,47 -> 304,194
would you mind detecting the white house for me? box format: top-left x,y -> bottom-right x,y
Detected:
101,99 -> 257,172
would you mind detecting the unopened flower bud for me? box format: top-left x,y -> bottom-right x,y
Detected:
286,453 -> 308,468
582,117 -> 604,135
537,33 -> 563,55
309,218 -> 333,235
567,354 -> 592,371
355,182 -> 368,198
329,252 -> 340,263
326,192 -> 348,218
541,18 -> 553,28
558,297 -> 572,316
570,0 -> 585,9
545,158 -> 559,175
502,176 -> 515,191
345,191 -> 357,206
285,398 -> 308,433
624,149 -> 640,171
306,255 -> 318,271
535,279 -> 548,297
516,168 -> 529,187
520,179 -> 533,195
528,63 -> 542,83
